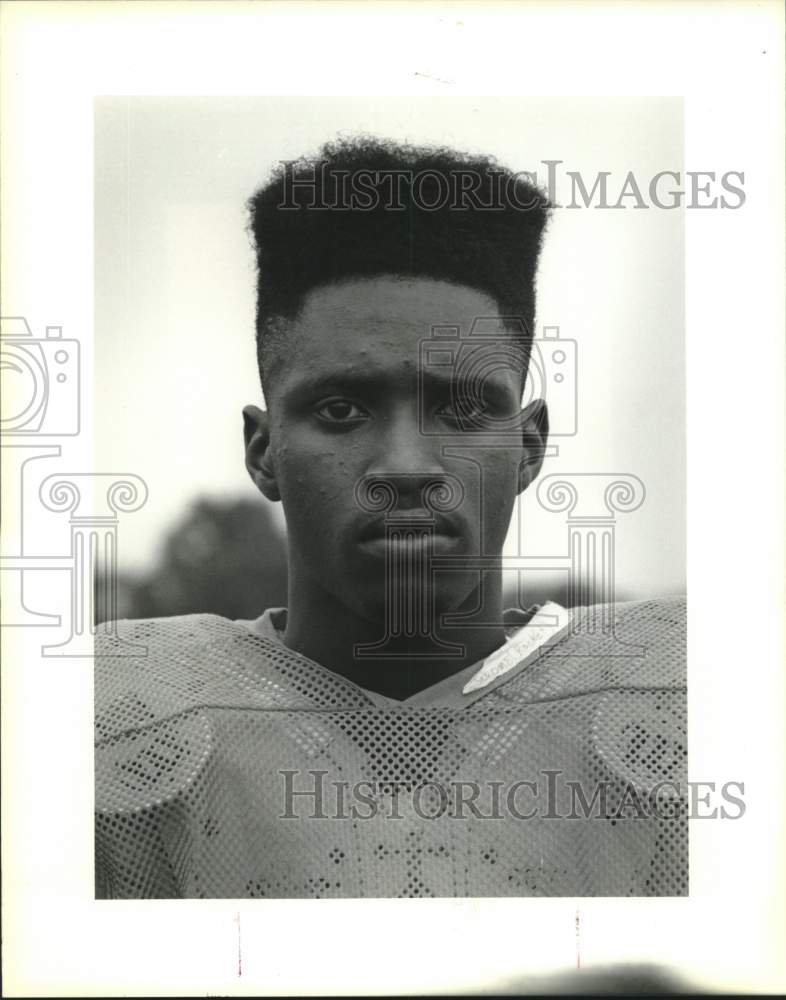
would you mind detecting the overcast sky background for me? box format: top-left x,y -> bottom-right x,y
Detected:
95,96 -> 685,599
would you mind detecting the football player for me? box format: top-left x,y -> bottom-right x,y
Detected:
95,138 -> 687,899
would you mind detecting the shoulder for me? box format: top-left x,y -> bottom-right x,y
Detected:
513,596 -> 687,789
575,593 -> 686,628
567,594 -> 686,670
95,612 -> 254,691
499,594 -> 686,703
94,613 -> 299,743
96,611 -> 247,651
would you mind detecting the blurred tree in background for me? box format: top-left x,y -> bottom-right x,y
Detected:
96,496 -> 287,623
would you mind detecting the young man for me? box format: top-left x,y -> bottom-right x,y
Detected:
95,138 -> 687,898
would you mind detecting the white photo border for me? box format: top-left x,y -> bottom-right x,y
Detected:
2,1 -> 784,996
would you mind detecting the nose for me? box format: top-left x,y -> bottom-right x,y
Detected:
362,407 -> 457,513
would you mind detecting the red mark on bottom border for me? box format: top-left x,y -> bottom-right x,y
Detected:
575,908 -> 581,969
235,911 -> 242,977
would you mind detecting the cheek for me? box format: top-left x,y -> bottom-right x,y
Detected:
272,429 -> 363,531
474,450 -> 521,529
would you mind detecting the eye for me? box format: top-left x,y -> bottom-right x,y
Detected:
436,397 -> 490,426
314,398 -> 370,424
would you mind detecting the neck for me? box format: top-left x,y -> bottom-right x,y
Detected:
283,568 -> 507,700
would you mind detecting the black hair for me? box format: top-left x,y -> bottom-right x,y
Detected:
247,136 -> 551,385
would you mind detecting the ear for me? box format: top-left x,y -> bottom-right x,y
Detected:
243,404 -> 281,502
517,398 -> 549,494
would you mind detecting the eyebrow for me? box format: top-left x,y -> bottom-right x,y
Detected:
285,369 -> 520,402
286,369 -> 444,396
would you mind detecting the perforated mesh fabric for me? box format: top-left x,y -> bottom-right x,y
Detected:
95,597 -> 687,898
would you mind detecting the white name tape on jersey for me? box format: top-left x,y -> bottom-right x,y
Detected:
462,601 -> 572,695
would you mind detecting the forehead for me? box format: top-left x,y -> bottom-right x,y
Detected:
266,276 -> 524,389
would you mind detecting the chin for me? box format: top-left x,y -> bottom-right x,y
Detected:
352,582 -> 472,630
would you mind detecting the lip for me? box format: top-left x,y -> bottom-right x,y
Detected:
355,510 -> 461,543
357,532 -> 463,558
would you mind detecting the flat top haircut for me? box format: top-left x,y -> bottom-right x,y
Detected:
246,136 -> 552,387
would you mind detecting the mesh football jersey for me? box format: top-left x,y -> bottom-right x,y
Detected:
95,596 -> 687,898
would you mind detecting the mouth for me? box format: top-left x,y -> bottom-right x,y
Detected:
357,532 -> 462,558
356,512 -> 463,557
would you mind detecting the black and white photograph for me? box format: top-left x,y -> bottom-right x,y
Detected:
2,2 -> 784,996
94,96 -> 689,902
